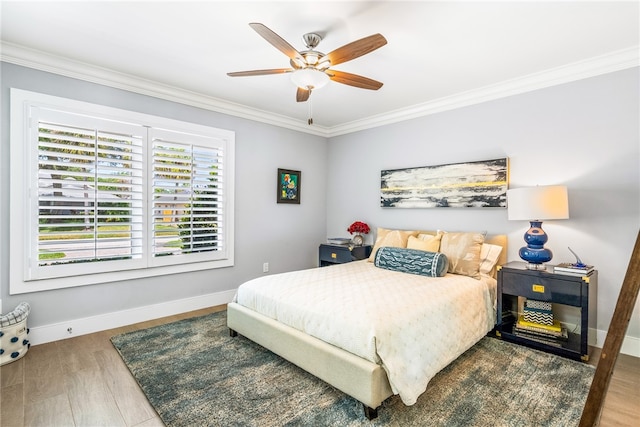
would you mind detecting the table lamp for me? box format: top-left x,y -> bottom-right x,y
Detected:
507,185 -> 569,270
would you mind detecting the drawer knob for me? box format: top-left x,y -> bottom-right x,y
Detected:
532,284 -> 545,293
331,253 -> 337,259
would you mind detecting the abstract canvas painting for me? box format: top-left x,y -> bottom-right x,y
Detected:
381,158 -> 508,208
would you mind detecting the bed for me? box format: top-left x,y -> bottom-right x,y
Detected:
227,229 -> 507,419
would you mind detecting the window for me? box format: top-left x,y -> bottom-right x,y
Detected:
149,129 -> 228,263
10,89 -> 234,294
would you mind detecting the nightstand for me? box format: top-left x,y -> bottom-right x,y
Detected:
495,261 -> 597,362
318,244 -> 372,267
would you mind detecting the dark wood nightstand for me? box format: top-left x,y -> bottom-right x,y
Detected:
495,261 -> 597,362
318,244 -> 372,267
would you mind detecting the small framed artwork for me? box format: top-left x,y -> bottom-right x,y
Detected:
277,168 -> 301,204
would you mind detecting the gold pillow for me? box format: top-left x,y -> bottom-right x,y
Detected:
368,228 -> 420,262
439,232 -> 485,278
407,233 -> 442,252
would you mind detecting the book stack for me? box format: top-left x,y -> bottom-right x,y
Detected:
523,299 -> 554,325
513,299 -> 568,347
326,237 -> 351,246
553,262 -> 594,277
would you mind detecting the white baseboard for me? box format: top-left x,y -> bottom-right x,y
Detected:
595,328 -> 640,358
566,323 -> 640,358
28,289 -> 237,345
27,295 -> 640,359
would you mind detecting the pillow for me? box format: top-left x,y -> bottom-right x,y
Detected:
479,243 -> 503,276
374,247 -> 449,277
367,228 -> 420,262
439,232 -> 485,279
416,232 -> 436,240
407,233 -> 442,252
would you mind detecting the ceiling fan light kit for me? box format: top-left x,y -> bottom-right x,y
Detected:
291,68 -> 330,90
228,23 -> 387,124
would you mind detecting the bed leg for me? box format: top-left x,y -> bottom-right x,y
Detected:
229,328 -> 238,337
363,404 -> 378,420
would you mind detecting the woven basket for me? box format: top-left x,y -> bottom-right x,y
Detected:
0,302 -> 31,366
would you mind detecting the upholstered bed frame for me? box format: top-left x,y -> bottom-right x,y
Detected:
228,233 -> 507,419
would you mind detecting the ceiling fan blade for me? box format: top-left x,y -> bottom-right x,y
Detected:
327,70 -> 383,90
296,87 -> 310,102
326,34 -> 387,66
227,68 -> 294,77
249,23 -> 304,63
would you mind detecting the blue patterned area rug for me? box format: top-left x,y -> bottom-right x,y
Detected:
110,310 -> 594,426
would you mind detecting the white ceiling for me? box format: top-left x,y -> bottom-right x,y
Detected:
1,1 -> 638,136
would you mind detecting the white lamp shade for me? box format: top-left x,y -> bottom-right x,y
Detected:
507,185 -> 569,221
290,68 -> 330,89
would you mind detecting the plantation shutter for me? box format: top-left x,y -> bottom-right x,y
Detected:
12,89 -> 234,291
150,129 -> 225,261
35,110 -> 144,274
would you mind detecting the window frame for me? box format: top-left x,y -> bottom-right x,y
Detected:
9,89 -> 235,294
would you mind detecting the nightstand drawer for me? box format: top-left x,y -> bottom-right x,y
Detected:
501,271 -> 582,306
319,245 -> 352,264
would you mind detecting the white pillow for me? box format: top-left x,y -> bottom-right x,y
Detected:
479,243 -> 503,276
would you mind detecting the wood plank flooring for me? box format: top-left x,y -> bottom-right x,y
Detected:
1,305 -> 638,426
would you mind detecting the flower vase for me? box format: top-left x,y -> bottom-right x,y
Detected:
352,233 -> 364,246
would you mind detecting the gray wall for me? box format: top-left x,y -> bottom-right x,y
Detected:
326,68 -> 640,341
1,62 -> 328,327
2,62 -> 639,346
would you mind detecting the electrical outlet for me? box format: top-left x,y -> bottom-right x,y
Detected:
263,262 -> 269,273
67,327 -> 73,334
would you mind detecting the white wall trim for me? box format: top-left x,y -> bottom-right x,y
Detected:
595,328 -> 640,358
568,323 -> 638,358
2,42 -> 637,138
26,297 -> 640,358
329,47 -> 640,136
0,42 -> 329,138
28,289 -> 237,345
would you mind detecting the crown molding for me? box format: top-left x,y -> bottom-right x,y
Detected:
0,42 -> 329,137
329,46 -> 640,137
2,42 -> 638,138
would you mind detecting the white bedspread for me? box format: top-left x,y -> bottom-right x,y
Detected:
235,260 -> 496,405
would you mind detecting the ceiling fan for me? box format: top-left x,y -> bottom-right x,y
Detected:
227,23 -> 387,123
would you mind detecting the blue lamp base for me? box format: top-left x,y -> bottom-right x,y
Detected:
519,220 -> 553,270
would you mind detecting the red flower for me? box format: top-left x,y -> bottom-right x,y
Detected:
347,221 -> 370,235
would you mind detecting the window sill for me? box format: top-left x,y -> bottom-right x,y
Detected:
10,258 -> 234,295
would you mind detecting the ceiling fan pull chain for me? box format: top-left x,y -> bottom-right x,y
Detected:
308,90 -> 313,125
